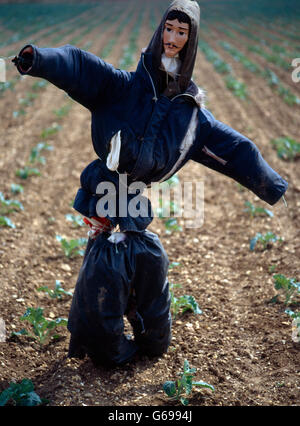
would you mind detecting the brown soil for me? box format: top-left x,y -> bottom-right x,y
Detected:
0,0 -> 299,408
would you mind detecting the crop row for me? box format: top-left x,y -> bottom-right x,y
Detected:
198,38 -> 248,100
0,3 -> 96,50
198,23 -> 300,107
0,3 -> 138,120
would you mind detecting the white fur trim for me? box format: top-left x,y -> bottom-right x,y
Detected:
159,106 -> 198,182
106,131 -> 121,171
161,53 -> 181,77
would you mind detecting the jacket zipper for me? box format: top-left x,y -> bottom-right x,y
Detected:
142,54 -> 198,105
142,54 -> 158,102
202,145 -> 227,165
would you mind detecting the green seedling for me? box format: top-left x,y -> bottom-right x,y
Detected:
37,280 -> 73,299
271,137 -> 300,161
263,69 -> 300,105
65,213 -> 84,227
244,201 -> 273,218
170,283 -> 202,319
169,261 -> 181,269
273,274 -> 300,305
32,79 -> 47,91
263,68 -> 279,86
277,85 -> 300,106
0,192 -> 23,215
15,142 -> 53,179
155,176 -> 182,234
12,109 -> 26,118
29,142 -> 53,165
0,216 -> 15,228
16,166 -> 41,179
225,75 -> 248,100
11,307 -> 67,346
10,183 -> 24,194
40,123 -> 62,139
56,235 -> 87,258
18,91 -> 37,107
163,217 -> 182,234
250,232 -> 282,251
163,359 -> 214,405
0,80 -> 16,96
0,379 -> 47,406
156,198 -> 180,218
53,103 -> 72,118
163,174 -> 180,188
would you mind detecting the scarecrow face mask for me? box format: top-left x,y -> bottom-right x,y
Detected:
163,18 -> 189,58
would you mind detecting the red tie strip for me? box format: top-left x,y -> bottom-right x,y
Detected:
83,216 -> 114,239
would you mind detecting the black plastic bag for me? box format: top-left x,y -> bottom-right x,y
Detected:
67,230 -> 171,367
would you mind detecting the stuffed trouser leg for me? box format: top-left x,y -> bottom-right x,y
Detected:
67,233 -> 138,367
126,284 -> 172,357
125,233 -> 172,357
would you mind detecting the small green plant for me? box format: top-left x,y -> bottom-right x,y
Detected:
271,137 -> 300,161
0,216 -> 15,228
53,103 -> 72,119
65,213 -> 84,227
12,307 -> 67,346
29,142 -> 53,165
10,183 -> 24,194
37,280 -> 73,299
32,79 -> 47,91
273,274 -> 300,305
169,261 -> 181,269
0,379 -> 47,406
163,217 -> 182,234
263,69 -> 300,105
12,109 -> 26,118
0,192 -> 24,215
18,91 -> 37,107
155,175 -> 182,234
170,283 -> 202,319
40,123 -> 62,139
250,232 -> 282,251
16,166 -> 41,179
244,201 -> 273,218
56,235 -> 87,258
225,75 -> 248,100
163,359 -> 214,405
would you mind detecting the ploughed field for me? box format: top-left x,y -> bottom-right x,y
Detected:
0,0 -> 299,407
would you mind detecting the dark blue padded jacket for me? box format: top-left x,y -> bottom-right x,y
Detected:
16,43 -> 288,211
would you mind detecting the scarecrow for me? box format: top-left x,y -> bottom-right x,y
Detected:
13,0 -> 288,366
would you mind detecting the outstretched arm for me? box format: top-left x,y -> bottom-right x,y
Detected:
191,109 -> 288,206
13,44 -> 132,110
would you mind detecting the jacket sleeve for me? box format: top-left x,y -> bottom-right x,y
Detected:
15,44 -> 132,110
190,108 -> 288,206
